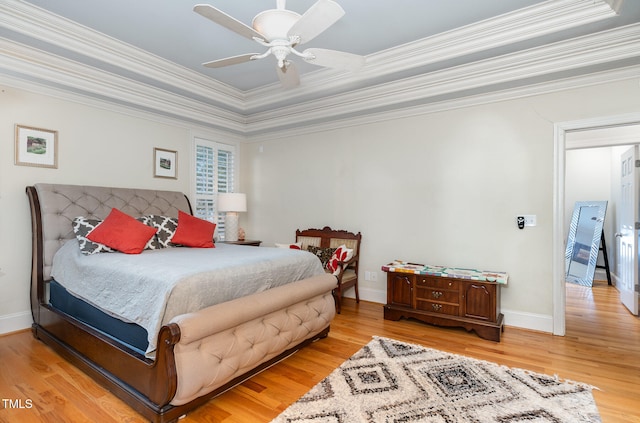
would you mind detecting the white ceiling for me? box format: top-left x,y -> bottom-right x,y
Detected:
1,0 -> 640,137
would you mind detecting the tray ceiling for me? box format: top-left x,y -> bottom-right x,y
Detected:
1,0 -> 639,136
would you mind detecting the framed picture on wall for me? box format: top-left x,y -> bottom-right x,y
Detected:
15,124 -> 58,169
154,148 -> 177,179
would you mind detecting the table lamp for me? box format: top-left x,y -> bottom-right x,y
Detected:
217,193 -> 246,241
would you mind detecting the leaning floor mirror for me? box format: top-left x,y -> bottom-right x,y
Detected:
565,201 -> 608,287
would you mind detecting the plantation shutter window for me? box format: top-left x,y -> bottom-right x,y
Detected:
193,137 -> 237,241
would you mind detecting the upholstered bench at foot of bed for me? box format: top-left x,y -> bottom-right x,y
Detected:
169,273 -> 337,406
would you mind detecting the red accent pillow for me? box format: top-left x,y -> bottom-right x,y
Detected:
87,208 -> 157,254
326,245 -> 354,274
171,210 -> 216,248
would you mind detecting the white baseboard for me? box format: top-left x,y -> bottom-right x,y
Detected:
345,288 -> 554,334
0,311 -> 33,335
501,308 -> 553,333
342,287 -> 387,305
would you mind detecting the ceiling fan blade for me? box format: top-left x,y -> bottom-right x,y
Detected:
276,61 -> 300,89
203,53 -> 259,68
194,4 -> 264,40
303,48 -> 365,71
287,0 -> 345,44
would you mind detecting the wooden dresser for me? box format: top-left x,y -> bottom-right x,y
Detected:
382,262 -> 506,341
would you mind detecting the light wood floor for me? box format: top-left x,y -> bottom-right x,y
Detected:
1,281 -> 639,423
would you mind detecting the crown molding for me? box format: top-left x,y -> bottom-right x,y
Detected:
0,0 -> 635,136
1,0 -> 619,113
4,53 -> 637,145
605,0 -> 625,13
242,0 -> 618,109
245,24 -> 640,133
247,65 -> 640,143
364,0 -> 616,75
3,23 -> 638,136
0,38 -> 248,133
0,72 -> 247,142
0,0 -> 246,108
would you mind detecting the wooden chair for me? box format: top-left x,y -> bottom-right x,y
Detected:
296,226 -> 362,313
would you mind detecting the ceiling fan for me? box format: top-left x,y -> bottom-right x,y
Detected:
193,0 -> 365,88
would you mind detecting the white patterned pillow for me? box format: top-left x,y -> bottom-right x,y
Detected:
326,244 -> 354,275
137,216 -> 162,250
146,215 -> 178,247
72,217 -> 115,255
72,216 -> 161,255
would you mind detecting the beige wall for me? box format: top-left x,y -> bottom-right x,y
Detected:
1,78 -> 639,336
0,86 -> 192,333
240,79 -> 640,331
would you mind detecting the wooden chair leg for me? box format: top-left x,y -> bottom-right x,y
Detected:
354,279 -> 360,303
333,287 -> 342,314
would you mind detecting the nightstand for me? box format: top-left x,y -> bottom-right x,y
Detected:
220,240 -> 262,246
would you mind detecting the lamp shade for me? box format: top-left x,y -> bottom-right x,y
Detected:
217,193 -> 247,212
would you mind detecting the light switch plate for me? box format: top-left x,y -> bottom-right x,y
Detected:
523,215 -> 537,226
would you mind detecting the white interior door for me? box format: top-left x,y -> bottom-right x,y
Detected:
618,145 -> 639,315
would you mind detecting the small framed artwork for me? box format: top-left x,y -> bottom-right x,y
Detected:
154,148 -> 177,179
15,124 -> 58,168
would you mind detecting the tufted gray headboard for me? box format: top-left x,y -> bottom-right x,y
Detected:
28,183 -> 192,281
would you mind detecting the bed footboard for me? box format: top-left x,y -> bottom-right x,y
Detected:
170,273 -> 337,405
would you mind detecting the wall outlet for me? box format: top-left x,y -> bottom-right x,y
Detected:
364,271 -> 378,281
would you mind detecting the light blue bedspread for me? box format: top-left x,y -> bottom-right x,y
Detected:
51,241 -> 324,356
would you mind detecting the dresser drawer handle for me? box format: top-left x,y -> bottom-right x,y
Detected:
432,291 -> 443,299
432,304 -> 442,312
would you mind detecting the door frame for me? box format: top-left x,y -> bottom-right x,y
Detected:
553,113 -> 640,335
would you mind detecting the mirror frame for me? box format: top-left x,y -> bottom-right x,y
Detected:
565,201 -> 608,286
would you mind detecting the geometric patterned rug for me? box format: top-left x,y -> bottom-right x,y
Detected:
271,336 -> 601,423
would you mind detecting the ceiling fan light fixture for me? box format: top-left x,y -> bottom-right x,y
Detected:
195,0 -> 363,89
252,9 -> 300,41
270,44 -> 292,69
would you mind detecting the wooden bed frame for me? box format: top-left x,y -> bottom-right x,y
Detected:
27,183 -> 337,422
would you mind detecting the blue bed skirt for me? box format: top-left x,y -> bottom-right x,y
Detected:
49,280 -> 149,354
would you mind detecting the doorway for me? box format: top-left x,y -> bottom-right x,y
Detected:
553,115 -> 640,336
565,146 -> 624,287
